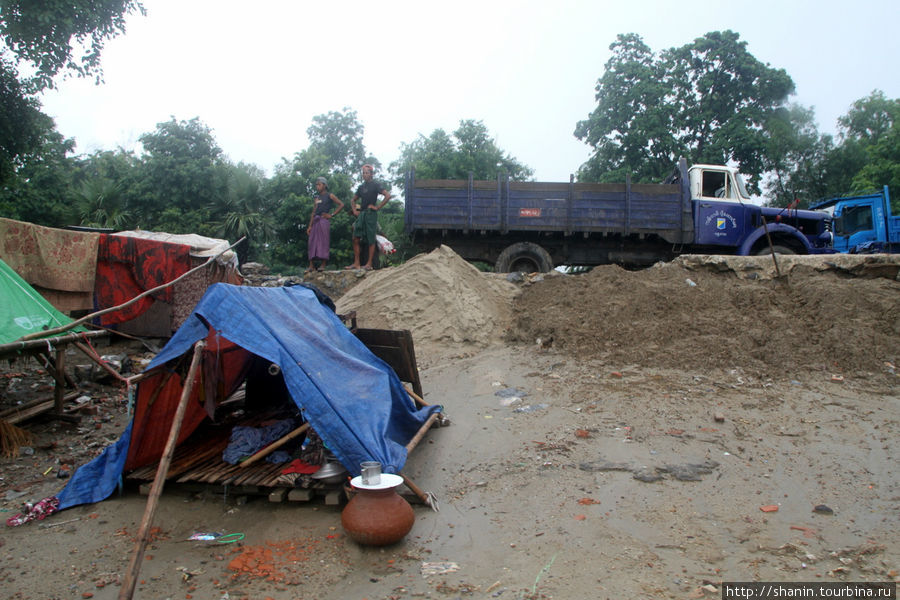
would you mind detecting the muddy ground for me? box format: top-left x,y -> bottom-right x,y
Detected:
0,249 -> 898,600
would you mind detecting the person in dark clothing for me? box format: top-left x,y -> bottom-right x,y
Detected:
306,176 -> 344,273
345,164 -> 390,271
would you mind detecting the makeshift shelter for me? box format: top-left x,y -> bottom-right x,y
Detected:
0,257 -> 85,345
96,230 -> 243,337
0,258 -> 108,425
0,218 -> 100,313
0,218 -> 243,336
56,283 -> 441,511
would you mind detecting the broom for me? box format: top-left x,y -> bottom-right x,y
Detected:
0,418 -> 34,458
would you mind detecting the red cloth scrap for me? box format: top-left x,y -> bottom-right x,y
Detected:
95,235 -> 192,326
281,460 -> 321,475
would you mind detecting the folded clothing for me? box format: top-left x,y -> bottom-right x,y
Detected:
222,419 -> 296,465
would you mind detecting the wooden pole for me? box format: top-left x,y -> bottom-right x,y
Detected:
759,215 -> 783,280
53,345 -> 66,414
401,474 -> 432,507
239,422 -> 310,467
401,411 -> 442,511
405,386 -> 429,408
405,411 -> 439,454
0,329 -> 108,355
73,341 -> 129,384
118,340 -> 206,600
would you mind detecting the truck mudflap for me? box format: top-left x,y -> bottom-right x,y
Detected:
737,223 -> 817,256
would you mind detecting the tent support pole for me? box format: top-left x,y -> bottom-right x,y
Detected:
401,411 -> 442,511
118,340 -> 206,600
405,411 -> 439,454
405,386 -> 429,408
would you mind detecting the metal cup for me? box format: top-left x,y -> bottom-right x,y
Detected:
360,461 -> 382,485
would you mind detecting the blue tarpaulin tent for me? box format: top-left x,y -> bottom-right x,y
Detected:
57,283 -> 440,510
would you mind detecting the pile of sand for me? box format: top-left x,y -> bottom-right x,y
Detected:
335,246 -> 519,352
509,258 -> 900,375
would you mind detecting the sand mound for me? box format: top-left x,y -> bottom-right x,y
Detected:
508,260 -> 900,375
335,246 -> 519,352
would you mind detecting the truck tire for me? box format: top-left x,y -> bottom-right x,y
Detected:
495,242 -> 553,273
754,244 -> 796,256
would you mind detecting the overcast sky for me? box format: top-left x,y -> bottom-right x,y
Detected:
38,0 -> 900,183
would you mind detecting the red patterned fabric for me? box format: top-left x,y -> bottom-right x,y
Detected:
95,235 -> 192,326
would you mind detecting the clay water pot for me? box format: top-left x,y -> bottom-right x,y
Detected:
341,474 -> 414,546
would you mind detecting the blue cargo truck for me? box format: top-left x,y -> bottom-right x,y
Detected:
404,158 -> 833,272
809,186 -> 898,254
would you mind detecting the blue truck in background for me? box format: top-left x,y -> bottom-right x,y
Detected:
810,186 -> 898,254
404,158 -> 833,272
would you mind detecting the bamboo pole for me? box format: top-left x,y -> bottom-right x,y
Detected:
400,411 -> 442,511
73,341 -> 129,384
405,411 -> 440,454
405,386 -> 429,408
0,329 -> 109,356
118,340 -> 206,600
20,237 -> 244,342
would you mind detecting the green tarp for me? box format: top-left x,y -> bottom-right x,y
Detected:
0,258 -> 84,346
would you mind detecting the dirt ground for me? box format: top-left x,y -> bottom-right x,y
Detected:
1,247 -> 898,600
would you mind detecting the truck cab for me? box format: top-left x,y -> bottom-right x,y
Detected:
687,164 -> 752,202
810,186 -> 898,253
687,164 -> 832,254
688,164 -> 754,249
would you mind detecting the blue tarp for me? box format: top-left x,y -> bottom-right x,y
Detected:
58,283 -> 440,510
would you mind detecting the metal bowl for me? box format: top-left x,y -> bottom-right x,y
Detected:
311,461 -> 348,485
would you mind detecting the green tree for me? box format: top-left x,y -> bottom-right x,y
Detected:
134,117 -> 228,235
74,148 -> 141,228
306,107 -> 371,176
0,0 -> 145,91
0,57 -> 52,186
842,91 -> 900,204
762,104 -> 828,207
213,162 -> 274,263
0,127 -> 79,226
75,176 -> 130,229
762,90 -> 899,208
838,90 -> 898,144
573,34 -> 674,183
0,1 -> 144,191
576,31 -> 794,191
389,119 -> 533,191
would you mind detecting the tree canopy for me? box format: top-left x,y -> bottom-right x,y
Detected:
0,0 -> 144,90
575,31 -> 794,192
763,90 -> 899,208
389,119 -> 533,191
0,0 -> 143,187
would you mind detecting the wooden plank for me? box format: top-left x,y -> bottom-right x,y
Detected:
355,328 -> 423,398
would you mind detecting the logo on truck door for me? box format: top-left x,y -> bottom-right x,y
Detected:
519,208 -> 541,217
705,210 -> 737,237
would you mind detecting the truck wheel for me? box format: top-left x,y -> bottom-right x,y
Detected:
755,244 -> 796,256
495,242 -> 554,273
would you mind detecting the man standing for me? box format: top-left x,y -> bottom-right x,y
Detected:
346,164 -> 390,271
